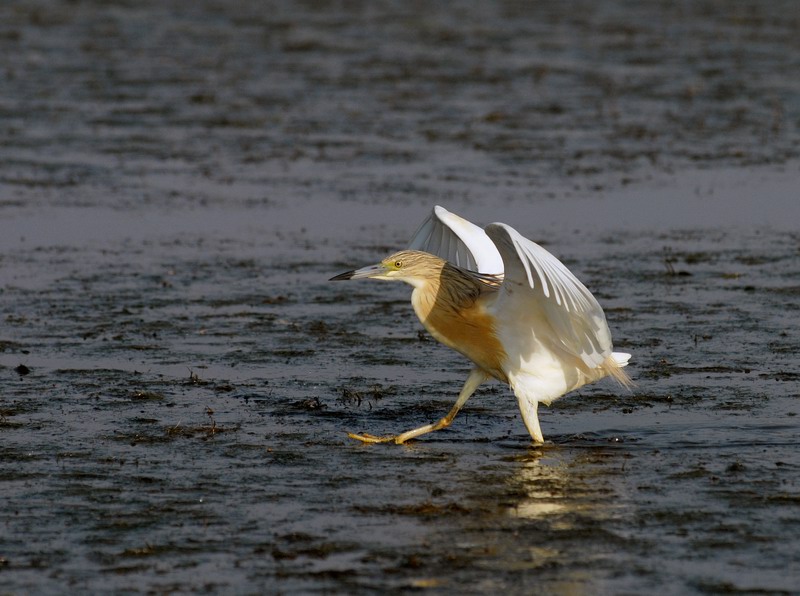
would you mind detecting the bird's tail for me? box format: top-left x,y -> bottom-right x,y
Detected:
602,352 -> 633,389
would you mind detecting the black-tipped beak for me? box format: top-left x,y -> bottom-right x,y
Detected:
329,263 -> 387,281
329,270 -> 356,281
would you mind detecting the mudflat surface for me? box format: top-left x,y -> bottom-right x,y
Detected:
1,1 -> 799,594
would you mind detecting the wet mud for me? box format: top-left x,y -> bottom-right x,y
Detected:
2,1 -> 800,594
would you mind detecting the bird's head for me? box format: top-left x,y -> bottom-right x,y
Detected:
330,250 -> 445,288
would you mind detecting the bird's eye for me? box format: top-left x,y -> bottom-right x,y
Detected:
394,260 -> 403,268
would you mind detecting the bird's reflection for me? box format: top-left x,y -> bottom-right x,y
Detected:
505,442 -> 624,524
507,450 -> 574,520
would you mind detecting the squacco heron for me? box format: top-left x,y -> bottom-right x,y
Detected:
331,206 -> 631,444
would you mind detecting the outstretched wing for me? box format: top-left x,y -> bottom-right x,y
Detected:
484,222 -> 613,369
408,205 -> 504,274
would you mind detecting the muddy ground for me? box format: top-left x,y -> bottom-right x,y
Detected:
1,1 -> 799,594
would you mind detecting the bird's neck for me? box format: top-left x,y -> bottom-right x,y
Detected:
410,264 -> 477,320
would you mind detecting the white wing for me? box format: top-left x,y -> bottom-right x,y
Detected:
484,222 -> 613,369
408,205 -> 504,274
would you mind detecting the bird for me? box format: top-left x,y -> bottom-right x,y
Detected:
330,205 -> 631,444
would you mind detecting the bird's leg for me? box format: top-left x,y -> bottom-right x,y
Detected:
516,396 -> 545,444
348,368 -> 488,445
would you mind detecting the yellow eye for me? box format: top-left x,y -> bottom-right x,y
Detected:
394,260 -> 403,268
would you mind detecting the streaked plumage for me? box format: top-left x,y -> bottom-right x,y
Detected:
330,206 -> 631,444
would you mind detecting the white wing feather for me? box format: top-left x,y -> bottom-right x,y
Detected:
408,205 -> 504,274
484,223 -> 613,369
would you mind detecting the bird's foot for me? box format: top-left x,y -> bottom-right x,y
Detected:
347,432 -> 398,444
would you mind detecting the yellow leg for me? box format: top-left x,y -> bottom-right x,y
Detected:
348,368 -> 488,445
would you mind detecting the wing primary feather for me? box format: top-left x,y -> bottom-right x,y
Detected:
407,219 -> 428,251
443,230 -> 453,265
523,244 -> 550,299
432,222 -> 444,255
485,221 -> 616,370
406,205 -> 506,273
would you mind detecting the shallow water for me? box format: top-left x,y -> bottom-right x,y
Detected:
2,1 -> 800,594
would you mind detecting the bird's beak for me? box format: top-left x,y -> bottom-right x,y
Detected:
329,263 -> 387,281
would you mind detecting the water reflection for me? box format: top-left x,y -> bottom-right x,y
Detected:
506,444 -> 628,524
507,451 -> 575,520
462,443 -> 634,592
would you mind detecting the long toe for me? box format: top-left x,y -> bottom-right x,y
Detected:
347,432 -> 396,444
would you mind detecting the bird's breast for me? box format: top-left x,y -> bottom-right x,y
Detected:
412,290 -> 507,381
